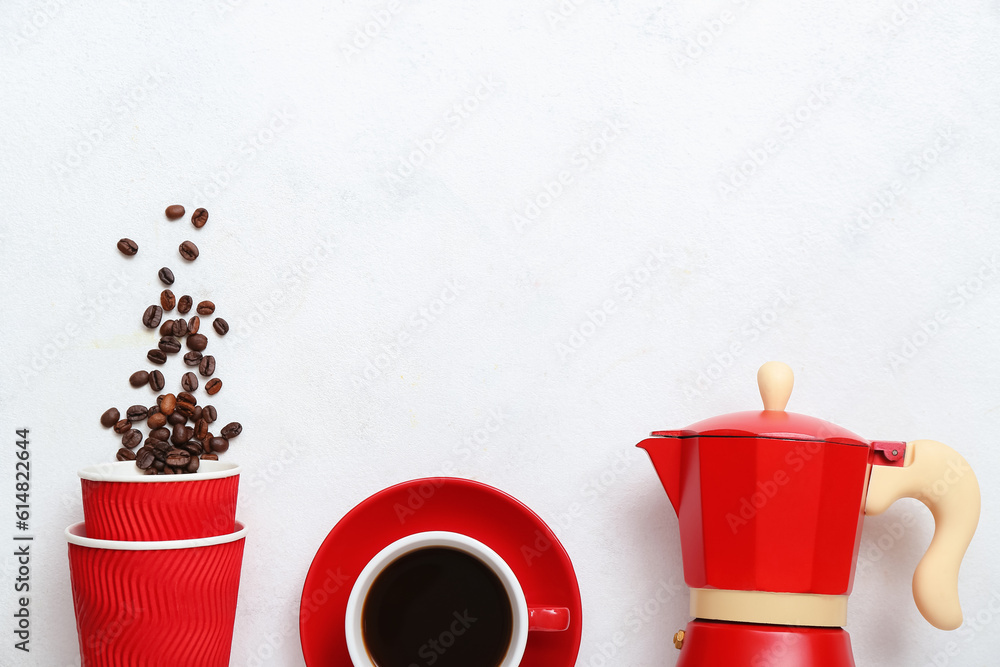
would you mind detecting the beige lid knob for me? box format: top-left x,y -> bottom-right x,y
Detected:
758,362 -> 794,411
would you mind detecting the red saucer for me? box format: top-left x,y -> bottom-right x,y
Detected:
299,477 -> 582,666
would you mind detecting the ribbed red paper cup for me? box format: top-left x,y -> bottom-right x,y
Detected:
66,520 -> 247,667
79,460 -> 240,541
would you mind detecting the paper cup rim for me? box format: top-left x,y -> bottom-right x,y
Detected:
66,520 -> 247,550
78,460 -> 241,482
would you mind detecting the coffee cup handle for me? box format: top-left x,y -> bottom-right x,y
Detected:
528,606 -> 571,632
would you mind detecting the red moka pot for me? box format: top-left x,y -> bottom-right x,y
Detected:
638,362 -> 980,666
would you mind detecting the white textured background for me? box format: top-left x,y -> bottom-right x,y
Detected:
2,0 -> 999,665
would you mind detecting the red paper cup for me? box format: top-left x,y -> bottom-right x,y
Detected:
66,520 -> 247,667
79,460 -> 241,541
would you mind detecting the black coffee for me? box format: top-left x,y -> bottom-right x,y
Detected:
362,547 -> 512,667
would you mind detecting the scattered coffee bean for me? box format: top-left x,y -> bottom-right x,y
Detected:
192,406 -> 203,421
166,204 -> 186,220
183,351 -> 202,366
160,393 -> 176,416
126,405 -> 148,422
194,419 -> 208,440
178,391 -> 197,405
122,429 -> 142,448
147,412 -> 167,429
205,378 -> 222,395
209,437 -> 229,454
142,305 -> 163,329
151,427 -> 170,441
175,401 -> 196,418
148,404 -> 159,415
187,333 -> 208,351
136,448 -> 155,470
129,371 -> 149,387
203,405 -> 217,423
178,295 -> 193,314
165,449 -> 190,467
179,240 -> 199,261
158,267 -> 175,285
181,372 -> 198,392
160,289 -> 176,311
196,300 -> 215,315
159,320 -> 174,336
153,459 -> 165,471
148,369 -> 165,391
199,355 -> 216,377
186,457 -> 201,473
201,453 -> 219,461
117,238 -> 138,256
167,412 -> 186,425
147,349 -> 167,365
212,318 -> 229,336
171,424 -> 194,446
182,439 -> 204,456
117,448 -> 137,461
172,318 -> 188,337
158,337 -> 181,354
220,422 -> 242,439
113,419 -> 131,434
187,315 -> 200,334
191,208 -> 209,228
100,408 -> 120,428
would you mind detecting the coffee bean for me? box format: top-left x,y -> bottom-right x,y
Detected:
160,393 -> 176,416
147,412 -> 167,429
122,429 -> 142,449
151,439 -> 171,453
158,267 -> 175,285
220,422 -> 241,439
153,459 -> 166,471
160,289 -> 176,311
148,404 -> 159,415
212,318 -> 229,336
117,238 -> 138,256
175,401 -> 196,418
182,440 -> 204,456
126,405 -> 148,422
203,405 -> 217,424
181,372 -> 198,392
194,419 -> 208,440
166,204 -> 186,220
187,333 -> 208,351
142,305 -> 163,329
147,349 -> 166,365
136,448 -> 155,470
159,320 -> 174,336
172,318 -> 188,337
183,351 -> 202,366
177,391 -> 197,405
199,355 -> 216,377
196,300 -> 215,315
179,240 -> 199,261
158,337 -> 181,354
209,437 -> 229,454
116,448 -> 137,461
113,419 -> 131,434
187,315 -> 200,334
178,295 -> 192,314
127,371 -> 148,388
151,427 -> 170,441
165,449 -> 190,467
205,378 -> 222,395
191,208 -> 209,228
201,453 -> 219,461
167,412 -> 186,425
186,456 -> 201,473
100,408 -> 120,427
171,424 -> 194,446
148,369 -> 165,391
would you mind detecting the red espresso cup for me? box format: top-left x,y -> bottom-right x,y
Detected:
78,460 -> 240,541
66,521 -> 247,667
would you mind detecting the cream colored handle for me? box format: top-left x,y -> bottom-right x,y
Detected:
865,440 -> 980,630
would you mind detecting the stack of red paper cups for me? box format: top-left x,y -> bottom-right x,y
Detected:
67,460 -> 245,666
